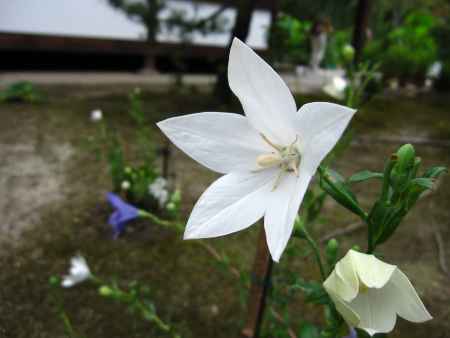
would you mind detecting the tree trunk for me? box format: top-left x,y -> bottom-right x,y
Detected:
352,0 -> 372,64
214,0 -> 257,103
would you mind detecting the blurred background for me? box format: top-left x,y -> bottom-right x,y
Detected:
0,1 -> 449,338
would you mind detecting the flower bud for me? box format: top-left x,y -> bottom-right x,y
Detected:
98,285 -> 114,297
342,44 -> 355,63
49,275 -> 61,287
325,238 -> 339,267
121,180 -> 131,191
90,109 -> 103,122
396,144 -> 415,173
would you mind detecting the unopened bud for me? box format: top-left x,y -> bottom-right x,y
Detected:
99,285 -> 113,297
342,44 -> 355,63
396,144 -> 415,173
121,180 -> 131,191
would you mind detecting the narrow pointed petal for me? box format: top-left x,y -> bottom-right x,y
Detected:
295,102 -> 356,171
228,38 -> 297,144
348,289 -> 397,335
386,269 -> 433,323
184,170 -> 276,239
264,163 -> 313,262
263,174 -> 297,262
157,112 -> 269,174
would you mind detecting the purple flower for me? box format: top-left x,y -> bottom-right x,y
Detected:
107,192 -> 139,238
343,328 -> 357,338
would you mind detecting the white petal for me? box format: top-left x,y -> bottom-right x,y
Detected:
228,38 -> 297,145
158,112 -> 269,174
295,102 -> 356,171
61,277 -> 76,288
184,170 -> 276,239
348,288 -> 397,335
386,269 -> 432,323
264,165 -> 313,262
328,292 -> 360,327
349,250 -> 396,289
324,251 -> 359,302
263,174 -> 296,262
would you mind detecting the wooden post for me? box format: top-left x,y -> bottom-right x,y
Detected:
241,228 -> 273,338
161,141 -> 171,179
352,0 -> 372,64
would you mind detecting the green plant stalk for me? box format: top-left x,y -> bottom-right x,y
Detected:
302,225 -> 327,281
139,210 -> 184,233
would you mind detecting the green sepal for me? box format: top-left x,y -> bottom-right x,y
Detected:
348,170 -> 383,184
423,166 -> 447,179
369,200 -> 407,246
319,167 -> 367,219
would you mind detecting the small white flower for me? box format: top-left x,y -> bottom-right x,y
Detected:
157,38 -> 356,262
121,180 -> 131,191
90,109 -> 103,122
323,250 -> 432,336
427,61 -> 442,79
61,255 -> 91,288
323,76 -> 348,100
149,177 -> 169,207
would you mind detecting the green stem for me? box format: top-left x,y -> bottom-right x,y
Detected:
136,302 -> 171,332
367,218 -> 375,254
302,226 -> 327,281
139,210 -> 184,233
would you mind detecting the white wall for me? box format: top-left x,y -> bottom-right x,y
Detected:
0,0 -> 270,48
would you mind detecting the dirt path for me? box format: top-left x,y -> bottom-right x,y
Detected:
0,86 -> 449,338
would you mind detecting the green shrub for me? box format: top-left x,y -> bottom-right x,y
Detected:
270,15 -> 311,64
378,10 -> 438,82
0,81 -> 44,103
324,30 -> 352,68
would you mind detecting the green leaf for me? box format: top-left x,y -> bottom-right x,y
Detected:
290,279 -> 329,305
298,322 -> 320,338
348,170 -> 383,183
319,167 -> 367,219
423,166 -> 447,179
411,177 -> 434,190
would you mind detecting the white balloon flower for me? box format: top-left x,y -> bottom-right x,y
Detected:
90,109 -> 103,122
323,76 -> 348,101
323,250 -> 432,336
61,255 -> 92,288
149,177 -> 169,207
157,38 -> 356,262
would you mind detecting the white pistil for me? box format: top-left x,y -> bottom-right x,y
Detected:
256,134 -> 301,190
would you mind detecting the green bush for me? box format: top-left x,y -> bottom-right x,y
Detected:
270,15 -> 311,64
0,81 -> 44,103
324,30 -> 352,68
371,10 -> 439,82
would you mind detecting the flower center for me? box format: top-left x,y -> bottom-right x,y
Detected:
256,134 -> 301,190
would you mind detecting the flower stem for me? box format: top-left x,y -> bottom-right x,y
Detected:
302,226 -> 327,281
139,210 -> 184,233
